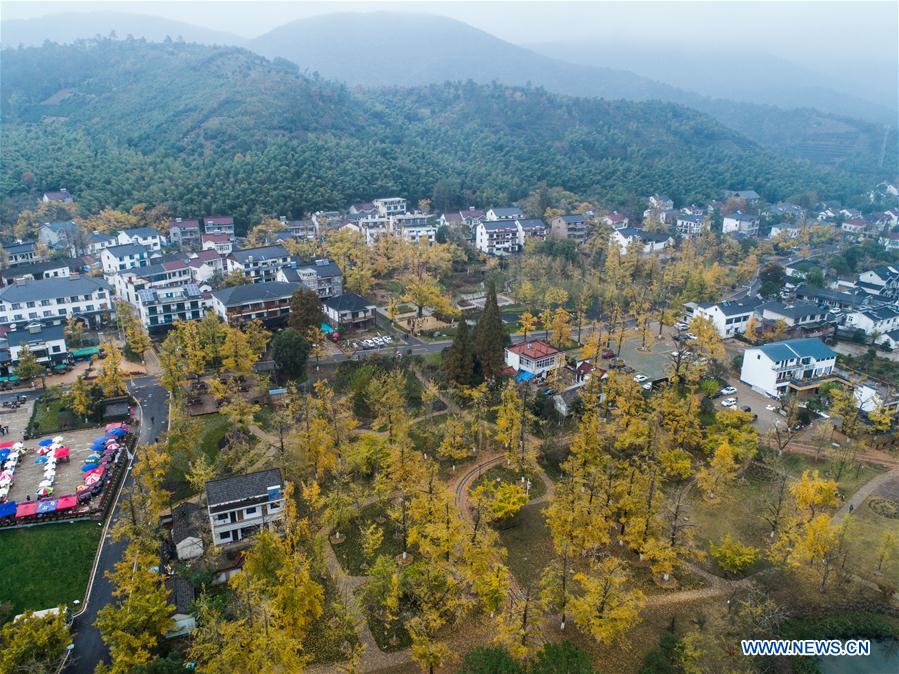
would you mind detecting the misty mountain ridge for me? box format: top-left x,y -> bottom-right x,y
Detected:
1,10 -> 894,178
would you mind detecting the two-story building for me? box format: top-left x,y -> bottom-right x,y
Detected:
692,299 -> 760,338
476,221 -> 521,255
41,188 -> 73,204
3,322 -> 69,368
110,258 -> 193,306
516,218 -> 548,242
211,281 -> 299,327
205,468 -> 284,546
844,305 -> 899,339
187,249 -> 225,284
203,215 -> 235,240
675,213 -> 707,238
0,276 -> 112,328
226,245 -> 292,283
168,219 -> 202,250
391,213 -> 436,243
371,197 -> 406,219
486,207 -> 523,222
85,232 -> 118,256
722,211 -> 760,236
740,338 -> 838,398
4,242 -> 39,267
117,227 -> 163,251
322,292 -> 376,332
276,259 -> 343,299
756,301 -> 830,328
0,260 -> 73,287
101,244 -> 151,276
610,227 -> 673,254
136,284 -> 209,333
284,218 -> 317,241
201,233 -> 233,256
504,340 -> 564,379
38,221 -> 82,255
549,214 -> 588,243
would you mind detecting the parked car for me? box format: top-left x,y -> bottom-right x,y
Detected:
721,397 -> 737,407
674,321 -> 689,331
641,383 -> 652,391
720,386 -> 737,396
383,335 -> 393,343
633,374 -> 648,383
601,349 -> 616,359
685,332 -> 698,340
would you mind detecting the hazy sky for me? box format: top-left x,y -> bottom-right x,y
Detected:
4,1 -> 896,67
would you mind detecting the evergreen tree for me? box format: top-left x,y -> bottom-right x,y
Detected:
442,317 -> 475,385
474,280 -> 507,380
289,287 -> 324,332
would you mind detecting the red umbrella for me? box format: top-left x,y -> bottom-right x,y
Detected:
0,441 -> 14,449
84,473 -> 101,486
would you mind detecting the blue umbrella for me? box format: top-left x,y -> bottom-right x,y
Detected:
93,437 -> 107,444
86,453 -> 101,461
38,439 -> 53,447
35,456 -> 48,464
108,428 -> 127,437
0,449 -> 9,462
81,463 -> 98,472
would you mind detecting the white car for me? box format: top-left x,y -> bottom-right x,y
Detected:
674,322 -> 689,331
720,386 -> 737,396
382,335 -> 393,343
721,397 -> 737,407
641,383 -> 652,391
633,374 -> 648,383
685,332 -> 698,340
765,404 -> 778,412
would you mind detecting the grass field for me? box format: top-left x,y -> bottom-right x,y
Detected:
497,502 -> 555,587
166,413 -> 231,500
0,521 -> 101,615
688,452 -> 886,577
29,389 -> 94,435
333,502 -> 403,576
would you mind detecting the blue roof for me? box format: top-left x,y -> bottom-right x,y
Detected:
758,338 -> 835,362
515,371 -> 535,382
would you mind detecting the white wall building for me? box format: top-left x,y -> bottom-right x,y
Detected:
504,340 -> 564,377
693,299 -> 759,338
0,276 -> 112,328
117,227 -> 163,251
740,338 -> 837,398
101,244 -> 151,276
205,469 -> 284,546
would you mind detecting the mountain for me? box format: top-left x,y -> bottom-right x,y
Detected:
0,40 -> 872,229
528,41 -> 898,128
0,11 -> 245,48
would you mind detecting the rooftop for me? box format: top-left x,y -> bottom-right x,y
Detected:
506,340 -> 560,358
323,292 -> 375,313
0,276 -> 110,303
757,338 -> 836,363
230,245 -> 290,264
104,243 -> 148,258
205,468 -> 283,508
212,281 -> 300,307
4,323 -> 66,347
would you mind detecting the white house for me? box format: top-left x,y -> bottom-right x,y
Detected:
226,245 -> 292,284
117,227 -> 163,251
164,577 -> 197,638
168,219 -> 202,250
391,213 -> 436,243
0,276 -> 112,328
4,242 -> 39,267
611,227 -> 673,254
85,231 -> 118,256
41,188 -> 73,204
3,322 -> 69,366
187,249 -> 225,284
504,340 -> 564,378
476,221 -> 521,255
136,284 -> 209,333
276,259 -> 343,298
516,218 -> 548,242
756,301 -> 830,328
648,194 -> 674,210
203,216 -> 235,239
373,197 -> 407,218
844,305 -> 899,339
110,258 -> 193,306
693,299 -> 760,338
879,233 -> 899,252
206,469 -> 284,546
170,502 -> 204,561
675,213 -> 707,238
322,293 -> 376,332
101,244 -> 151,276
485,207 -> 523,221
740,338 -> 837,398
769,224 -> 802,240
722,211 -> 760,236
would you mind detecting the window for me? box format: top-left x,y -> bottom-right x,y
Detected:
245,507 -> 257,516
218,531 -> 231,541
51,345 -> 60,353
26,301 -> 35,308
217,513 -> 229,521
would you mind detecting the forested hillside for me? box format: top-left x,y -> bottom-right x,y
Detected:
0,39 -> 874,230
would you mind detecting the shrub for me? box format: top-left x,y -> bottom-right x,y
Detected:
710,534 -> 758,574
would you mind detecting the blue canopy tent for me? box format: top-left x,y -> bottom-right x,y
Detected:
36,499 -> 57,514
320,322 -> 335,335
38,439 -> 53,447
0,449 -> 9,462
0,501 -> 16,518
81,463 -> 98,472
107,428 -> 127,438
514,371 -> 535,383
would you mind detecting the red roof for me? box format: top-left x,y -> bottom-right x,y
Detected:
56,495 -> 78,510
16,502 -> 39,518
844,218 -> 869,226
202,233 -> 229,243
204,215 -> 234,226
506,340 -> 560,358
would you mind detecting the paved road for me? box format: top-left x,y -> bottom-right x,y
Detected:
65,375 -> 168,674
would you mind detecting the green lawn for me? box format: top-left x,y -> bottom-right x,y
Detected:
0,521 -> 101,615
497,502 -> 555,588
167,414 -> 231,501
687,453 -> 886,576
333,503 -> 403,576
842,496 -> 899,585
29,389 -> 94,436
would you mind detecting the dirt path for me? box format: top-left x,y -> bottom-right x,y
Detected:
784,442 -> 899,468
